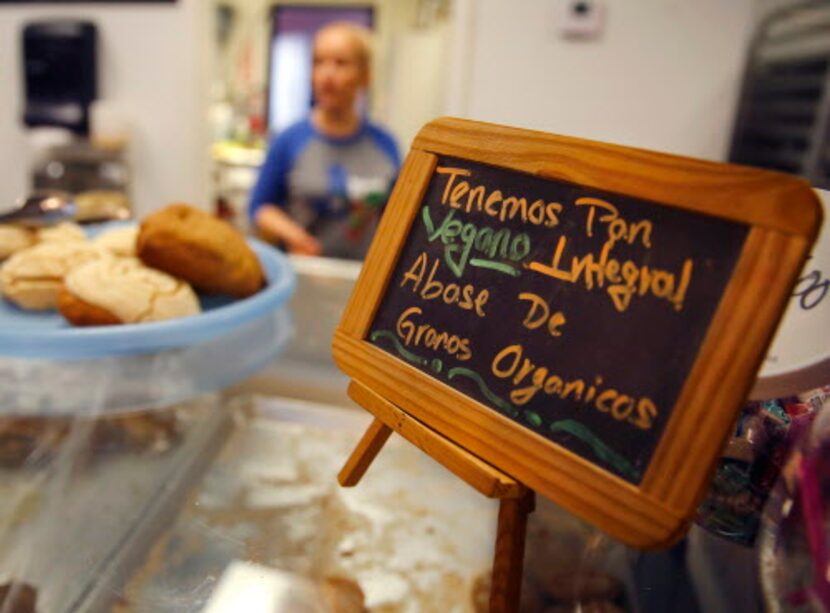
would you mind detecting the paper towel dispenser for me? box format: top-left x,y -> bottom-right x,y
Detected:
22,20 -> 98,135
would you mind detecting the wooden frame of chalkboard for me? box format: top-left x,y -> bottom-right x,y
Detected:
333,117 -> 822,548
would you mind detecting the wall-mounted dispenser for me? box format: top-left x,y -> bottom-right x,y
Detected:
22,20 -> 98,135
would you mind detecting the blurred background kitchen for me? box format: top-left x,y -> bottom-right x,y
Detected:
1,0 -> 825,226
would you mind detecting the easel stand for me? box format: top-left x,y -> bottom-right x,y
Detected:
338,380 -> 536,613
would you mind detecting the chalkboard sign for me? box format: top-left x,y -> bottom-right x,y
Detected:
333,118 -> 822,548
369,155 -> 748,483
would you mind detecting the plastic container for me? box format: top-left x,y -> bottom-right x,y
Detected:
0,237 -> 296,415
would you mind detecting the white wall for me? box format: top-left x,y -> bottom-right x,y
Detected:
754,0 -> 802,19
0,0 -> 211,218
383,7 -> 453,149
0,0 -> 760,219
450,0 -> 757,161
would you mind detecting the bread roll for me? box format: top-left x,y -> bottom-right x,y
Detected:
137,204 -> 264,298
0,581 -> 38,613
94,225 -> 138,257
0,241 -> 106,310
74,189 -> 130,222
36,221 -> 87,244
59,257 -> 200,325
0,225 -> 35,261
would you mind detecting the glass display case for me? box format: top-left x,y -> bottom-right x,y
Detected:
0,253 -> 639,612
1,245 -> 826,613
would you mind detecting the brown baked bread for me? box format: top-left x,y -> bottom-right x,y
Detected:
58,257 -> 200,326
0,241 -> 107,310
0,224 -> 35,261
0,412 -> 181,468
36,221 -> 86,244
57,285 -> 122,326
137,204 -> 264,298
0,417 -> 68,468
0,582 -> 38,613
94,225 -> 138,257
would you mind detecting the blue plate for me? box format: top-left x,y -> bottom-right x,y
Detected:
0,237 -> 296,359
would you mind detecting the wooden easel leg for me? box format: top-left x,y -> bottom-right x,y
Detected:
338,418 -> 392,487
489,490 -> 535,613
341,381 -> 538,611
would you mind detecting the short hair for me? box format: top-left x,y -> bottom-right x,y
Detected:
314,21 -> 373,72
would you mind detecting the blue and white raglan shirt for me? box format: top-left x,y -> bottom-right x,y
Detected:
249,118 -> 400,260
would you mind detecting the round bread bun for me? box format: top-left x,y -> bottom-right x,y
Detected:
93,225 -> 138,257
74,189 -> 130,222
137,204 -> 264,298
0,225 -> 36,260
57,287 -> 121,326
59,257 -> 200,325
0,241 -> 107,310
36,221 -> 87,244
